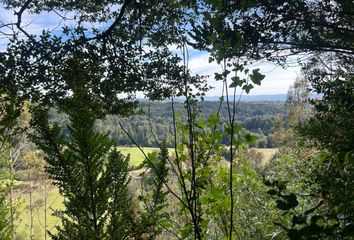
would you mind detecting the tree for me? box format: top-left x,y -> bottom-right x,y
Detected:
0,98 -> 29,240
301,76 -> 354,154
0,0 -> 196,117
1,1 -> 353,239
31,85 -> 134,239
265,62 -> 354,240
137,141 -> 170,239
297,75 -> 354,238
272,77 -> 311,148
190,0 -> 353,61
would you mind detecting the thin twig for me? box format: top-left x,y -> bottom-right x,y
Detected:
118,121 -> 188,209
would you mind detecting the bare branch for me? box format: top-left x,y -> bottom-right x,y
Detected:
118,121 -> 189,209
14,0 -> 34,39
81,0 -> 133,43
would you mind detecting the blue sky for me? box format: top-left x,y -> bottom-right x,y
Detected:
0,4 -> 301,97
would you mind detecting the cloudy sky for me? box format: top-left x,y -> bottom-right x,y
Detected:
186,50 -> 301,96
0,4 -> 302,97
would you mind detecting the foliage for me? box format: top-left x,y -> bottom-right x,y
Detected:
138,141 -> 170,239
207,157 -> 276,239
30,87 -> 134,239
287,75 -> 354,239
0,1 -> 353,240
191,0 -> 353,62
0,101 -> 29,240
0,58 -> 24,149
266,69 -> 354,239
138,92 -> 276,239
265,150 -> 354,239
300,76 -> 354,154
271,77 -> 311,148
0,145 -> 15,240
0,0 -> 201,116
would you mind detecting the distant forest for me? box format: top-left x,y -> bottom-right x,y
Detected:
50,101 -> 287,148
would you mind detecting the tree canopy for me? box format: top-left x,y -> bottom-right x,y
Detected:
1,0 -> 352,112
0,1 -> 353,239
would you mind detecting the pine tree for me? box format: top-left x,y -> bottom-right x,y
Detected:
105,150 -> 133,240
139,141 -> 169,239
31,88 -> 134,239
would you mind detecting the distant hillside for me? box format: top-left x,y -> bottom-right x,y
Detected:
201,94 -> 287,102
50,101 -> 287,148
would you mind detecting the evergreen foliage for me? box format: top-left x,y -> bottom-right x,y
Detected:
31,88 -> 134,239
138,141 -> 170,239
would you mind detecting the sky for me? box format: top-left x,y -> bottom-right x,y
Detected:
0,4 -> 302,97
186,51 -> 301,96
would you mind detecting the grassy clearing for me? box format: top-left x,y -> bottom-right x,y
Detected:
116,147 -> 161,166
117,146 -> 278,167
16,187 -> 64,239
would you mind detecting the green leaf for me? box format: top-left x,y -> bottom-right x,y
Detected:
242,84 -> 254,94
250,69 -> 265,85
147,151 -> 158,166
292,215 -> 307,225
267,189 -> 278,195
211,188 -> 224,200
235,124 -> 243,133
197,119 -> 206,128
207,114 -> 219,125
230,76 -> 243,88
283,193 -> 299,208
344,151 -> 353,167
214,72 -> 223,81
276,199 -> 292,211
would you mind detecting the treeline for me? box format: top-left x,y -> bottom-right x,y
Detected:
50,101 -> 287,148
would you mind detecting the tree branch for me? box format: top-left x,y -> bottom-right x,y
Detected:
82,0 -> 133,43
118,121 -> 188,209
14,0 -> 34,39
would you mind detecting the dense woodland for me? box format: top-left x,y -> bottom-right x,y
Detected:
0,0 -> 353,240
50,101 -> 287,148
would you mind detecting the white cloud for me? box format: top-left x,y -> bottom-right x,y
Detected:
188,53 -> 220,75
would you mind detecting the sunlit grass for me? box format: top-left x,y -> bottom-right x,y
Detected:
116,147 -> 161,166
16,187 -> 64,239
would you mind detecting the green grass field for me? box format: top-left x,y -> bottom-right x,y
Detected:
16,187 -> 64,239
116,147 -> 161,166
